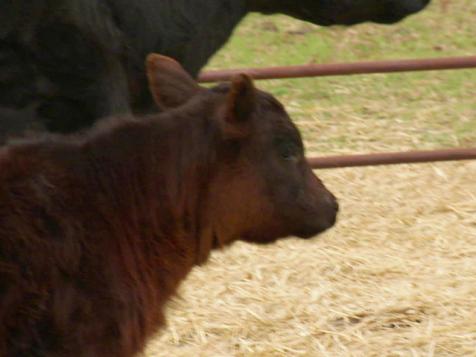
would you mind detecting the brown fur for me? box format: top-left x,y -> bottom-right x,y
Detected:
0,55 -> 338,356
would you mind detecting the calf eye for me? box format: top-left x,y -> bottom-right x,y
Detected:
275,138 -> 300,162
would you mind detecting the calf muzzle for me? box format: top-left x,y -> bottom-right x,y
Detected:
296,190 -> 338,238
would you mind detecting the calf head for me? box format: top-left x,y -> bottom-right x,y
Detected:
249,0 -> 431,25
147,54 -> 338,255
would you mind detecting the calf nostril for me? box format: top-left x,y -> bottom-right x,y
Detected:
333,199 -> 339,213
324,193 -> 339,212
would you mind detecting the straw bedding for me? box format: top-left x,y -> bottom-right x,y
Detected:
144,160 -> 475,356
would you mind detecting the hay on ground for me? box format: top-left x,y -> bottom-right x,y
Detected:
145,161 -> 476,357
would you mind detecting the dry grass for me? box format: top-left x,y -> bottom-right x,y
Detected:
145,1 -> 475,355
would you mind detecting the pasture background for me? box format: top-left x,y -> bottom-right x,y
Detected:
146,0 -> 476,356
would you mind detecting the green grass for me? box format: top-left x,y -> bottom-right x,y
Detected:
204,0 -> 476,154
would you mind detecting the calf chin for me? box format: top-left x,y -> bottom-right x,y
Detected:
242,212 -> 337,244
241,195 -> 338,244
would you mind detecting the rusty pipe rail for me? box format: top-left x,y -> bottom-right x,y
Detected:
308,147 -> 476,169
198,56 -> 476,82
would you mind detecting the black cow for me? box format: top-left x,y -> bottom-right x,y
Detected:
0,0 -> 431,141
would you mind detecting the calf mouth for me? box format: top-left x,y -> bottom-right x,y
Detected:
293,201 -> 339,239
294,216 -> 337,239
240,201 -> 339,244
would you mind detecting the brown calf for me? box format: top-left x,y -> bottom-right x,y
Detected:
0,54 -> 338,357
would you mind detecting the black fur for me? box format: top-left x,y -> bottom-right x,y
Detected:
0,0 -> 431,140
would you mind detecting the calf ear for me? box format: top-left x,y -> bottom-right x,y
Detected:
223,74 -> 256,137
146,53 -> 200,109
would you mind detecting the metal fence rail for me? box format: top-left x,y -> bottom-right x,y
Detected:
308,148 -> 476,169
200,55 -> 476,169
198,56 -> 476,82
